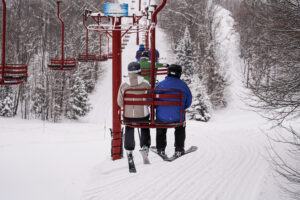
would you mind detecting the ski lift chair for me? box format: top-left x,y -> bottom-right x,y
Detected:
77,15 -> 100,63
77,54 -> 99,62
0,0 -> 28,85
48,1 -> 76,71
0,64 -> 28,85
119,88 -> 185,128
48,58 -> 76,71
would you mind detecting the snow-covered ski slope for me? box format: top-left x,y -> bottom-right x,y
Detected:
0,2 -> 282,200
81,4 -> 277,200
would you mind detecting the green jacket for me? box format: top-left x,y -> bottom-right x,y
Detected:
139,59 -> 164,83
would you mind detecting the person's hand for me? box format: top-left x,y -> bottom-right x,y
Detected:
163,63 -> 169,68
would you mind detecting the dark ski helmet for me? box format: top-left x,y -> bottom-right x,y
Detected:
167,64 -> 182,78
128,62 -> 141,74
141,51 -> 150,58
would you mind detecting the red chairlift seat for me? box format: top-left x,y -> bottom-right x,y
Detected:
48,58 -> 76,71
119,88 -> 185,128
0,64 -> 28,85
77,54 -> 99,62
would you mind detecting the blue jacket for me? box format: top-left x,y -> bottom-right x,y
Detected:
136,46 -> 145,61
155,77 -> 192,122
148,49 -> 160,62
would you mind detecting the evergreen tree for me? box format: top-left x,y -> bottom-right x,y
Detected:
175,26 -> 212,121
188,74 -> 212,122
0,95 -> 15,117
67,76 -> 91,120
0,86 -> 16,117
175,26 -> 196,85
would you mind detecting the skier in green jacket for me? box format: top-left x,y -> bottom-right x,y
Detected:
139,51 -> 168,84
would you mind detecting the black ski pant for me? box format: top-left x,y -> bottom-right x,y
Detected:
124,116 -> 150,151
156,125 -> 186,152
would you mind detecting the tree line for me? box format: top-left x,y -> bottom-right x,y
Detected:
231,0 -> 300,198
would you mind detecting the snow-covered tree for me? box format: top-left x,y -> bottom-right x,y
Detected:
236,1 -> 300,198
203,54 -> 228,109
188,74 -> 212,122
0,95 -> 15,117
175,26 -> 196,85
31,84 -> 46,118
175,26 -> 212,121
67,76 -> 91,120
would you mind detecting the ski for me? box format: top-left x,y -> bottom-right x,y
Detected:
139,148 -> 150,164
127,152 -> 137,173
150,146 -> 169,161
166,146 -> 198,162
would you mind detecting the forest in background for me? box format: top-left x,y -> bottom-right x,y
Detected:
0,0 -> 112,121
230,0 -> 299,199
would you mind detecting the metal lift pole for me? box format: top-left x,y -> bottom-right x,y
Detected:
107,34 -> 110,55
1,0 -> 6,84
57,1 -> 64,62
150,0 -> 167,89
99,32 -> 102,58
83,15 -> 89,56
136,0 -> 142,45
111,17 -> 122,160
139,0 -> 141,11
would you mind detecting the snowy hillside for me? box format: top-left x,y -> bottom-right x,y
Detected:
0,3 -> 283,200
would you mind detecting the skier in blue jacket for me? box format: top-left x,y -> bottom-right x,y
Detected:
155,64 -> 192,158
135,44 -> 146,61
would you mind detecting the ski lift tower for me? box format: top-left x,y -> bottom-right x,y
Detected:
86,0 -> 167,160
